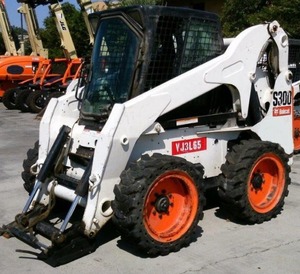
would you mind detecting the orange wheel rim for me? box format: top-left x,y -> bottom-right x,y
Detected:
248,153 -> 285,213
143,170 -> 199,243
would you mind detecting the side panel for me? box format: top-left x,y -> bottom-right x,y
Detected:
131,128 -> 240,178
252,72 -> 293,155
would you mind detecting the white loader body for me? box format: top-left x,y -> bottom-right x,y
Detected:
37,21 -> 292,237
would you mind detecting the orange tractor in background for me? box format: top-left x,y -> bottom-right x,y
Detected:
2,57 -> 65,110
5,0 -> 83,113
1,0 -> 101,111
14,57 -> 83,113
0,1 -> 48,99
0,55 -> 46,98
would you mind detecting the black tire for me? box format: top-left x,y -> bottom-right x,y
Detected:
218,139 -> 291,224
112,153 -> 205,256
22,141 -> 39,193
15,89 -> 31,112
2,88 -> 19,109
27,90 -> 47,113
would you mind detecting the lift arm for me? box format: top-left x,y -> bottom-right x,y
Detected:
0,0 -> 19,56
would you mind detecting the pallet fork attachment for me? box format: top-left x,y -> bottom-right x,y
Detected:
0,125 -> 97,266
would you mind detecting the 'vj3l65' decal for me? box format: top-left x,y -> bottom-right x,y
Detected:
172,137 -> 207,155
273,90 -> 292,116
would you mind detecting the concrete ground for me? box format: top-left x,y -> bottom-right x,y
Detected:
0,103 -> 299,273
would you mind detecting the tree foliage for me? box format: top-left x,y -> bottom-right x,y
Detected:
221,0 -> 300,38
12,26 -> 32,55
5,1 -> 300,57
40,2 -> 92,58
118,0 -> 158,6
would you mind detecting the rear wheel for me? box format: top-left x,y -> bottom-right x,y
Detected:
219,139 -> 290,224
27,90 -> 47,113
22,141 -> 38,193
112,153 -> 205,256
2,88 -> 18,109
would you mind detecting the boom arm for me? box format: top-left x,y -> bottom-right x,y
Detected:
76,0 -> 107,45
0,0 -> 19,56
49,2 -> 78,59
18,0 -> 77,59
17,3 -> 48,58
76,0 -> 94,45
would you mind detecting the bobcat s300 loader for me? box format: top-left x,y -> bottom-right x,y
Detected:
1,5 -> 294,266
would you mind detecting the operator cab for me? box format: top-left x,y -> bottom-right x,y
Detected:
80,6 -> 226,127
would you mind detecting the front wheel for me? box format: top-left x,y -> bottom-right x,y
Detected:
21,141 -> 38,193
112,153 -> 205,256
219,139 -> 291,224
2,88 -> 19,109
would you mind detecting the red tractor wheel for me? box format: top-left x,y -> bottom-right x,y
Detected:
112,153 -> 205,256
143,170 -> 199,243
247,153 -> 285,214
219,139 -> 290,224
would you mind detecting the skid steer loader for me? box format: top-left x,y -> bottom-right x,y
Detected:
0,5 -> 294,266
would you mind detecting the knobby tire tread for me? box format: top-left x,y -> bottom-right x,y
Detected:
112,153 -> 205,256
22,141 -> 39,193
218,139 -> 291,224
